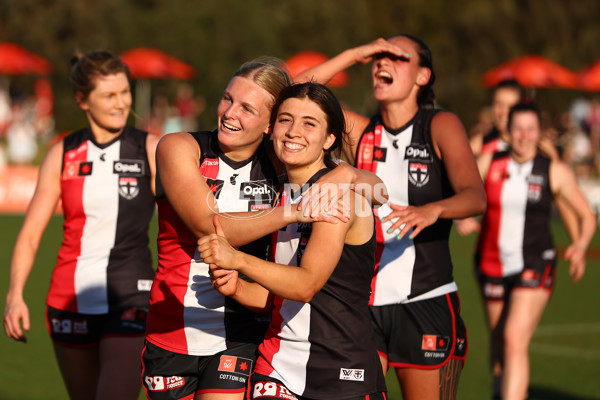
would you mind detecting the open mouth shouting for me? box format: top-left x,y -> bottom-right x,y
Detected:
376,71 -> 393,86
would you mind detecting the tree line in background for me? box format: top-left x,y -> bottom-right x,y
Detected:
1,0 -> 599,141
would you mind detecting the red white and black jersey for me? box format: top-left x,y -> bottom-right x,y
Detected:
355,109 -> 457,306
254,169 -> 386,399
47,126 -> 155,314
146,131 -> 278,356
480,127 -> 509,155
476,152 -> 556,278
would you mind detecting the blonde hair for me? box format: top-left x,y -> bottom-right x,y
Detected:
233,57 -> 291,108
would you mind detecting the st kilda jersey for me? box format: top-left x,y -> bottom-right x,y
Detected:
355,108 -> 458,306
47,126 -> 155,314
254,169 -> 387,399
481,127 -> 509,155
476,152 -> 556,278
146,131 -> 279,356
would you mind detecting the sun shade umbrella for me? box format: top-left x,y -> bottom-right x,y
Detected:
481,55 -> 578,89
120,47 -> 195,80
286,51 -> 349,88
0,42 -> 52,75
578,59 -> 600,92
119,48 -> 196,128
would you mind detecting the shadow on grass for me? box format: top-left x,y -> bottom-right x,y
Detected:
529,385 -> 600,400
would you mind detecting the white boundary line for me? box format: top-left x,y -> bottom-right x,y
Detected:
533,322 -> 600,337
530,343 -> 600,360
530,322 -> 600,359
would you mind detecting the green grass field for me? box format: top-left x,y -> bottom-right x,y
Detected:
0,214 -> 598,399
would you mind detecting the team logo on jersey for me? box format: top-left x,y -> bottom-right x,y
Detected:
409,162 -> 430,187
339,368 -> 365,381
373,146 -> 387,162
79,161 -> 93,176
239,181 -> 276,205
218,355 -> 252,376
405,144 -> 432,187
113,159 -> 144,176
421,334 -> 449,351
206,178 -> 224,198
527,184 -> 542,202
527,174 -> 544,203
144,375 -> 185,391
119,177 -> 140,200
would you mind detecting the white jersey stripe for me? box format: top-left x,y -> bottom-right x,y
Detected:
182,157 -> 253,354
182,255 -> 227,353
371,126 -> 416,305
269,300 -> 312,395
499,159 -> 533,276
75,142 -> 120,313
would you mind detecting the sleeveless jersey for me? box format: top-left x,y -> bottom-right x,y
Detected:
47,126 -> 155,314
145,131 -> 279,356
476,152 -> 556,278
254,169 -> 386,399
481,127 -> 509,155
355,109 -> 457,306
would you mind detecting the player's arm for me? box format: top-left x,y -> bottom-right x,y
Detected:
156,132 -> 301,246
385,112 -> 487,239
454,150 -> 492,236
4,142 -> 63,342
200,207 -> 353,302
209,268 -> 274,314
145,132 -> 160,196
292,39 -> 405,164
550,159 -> 597,282
432,111 -> 487,219
298,161 -> 388,219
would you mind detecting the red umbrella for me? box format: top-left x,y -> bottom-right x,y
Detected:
578,59 -> 600,91
286,51 -> 349,88
481,55 -> 578,89
0,42 -> 52,75
119,47 -> 195,80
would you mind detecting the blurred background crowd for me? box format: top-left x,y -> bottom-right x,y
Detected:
0,0 -> 599,214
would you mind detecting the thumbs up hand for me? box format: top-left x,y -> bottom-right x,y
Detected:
198,214 -> 240,271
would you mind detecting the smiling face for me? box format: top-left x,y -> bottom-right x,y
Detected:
76,72 -> 131,136
509,110 -> 540,161
371,35 -> 431,105
216,76 -> 274,160
271,97 -> 335,173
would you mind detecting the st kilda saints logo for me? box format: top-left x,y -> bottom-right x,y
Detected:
527,174 -> 545,203
405,144 -> 433,187
119,177 -> 140,200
